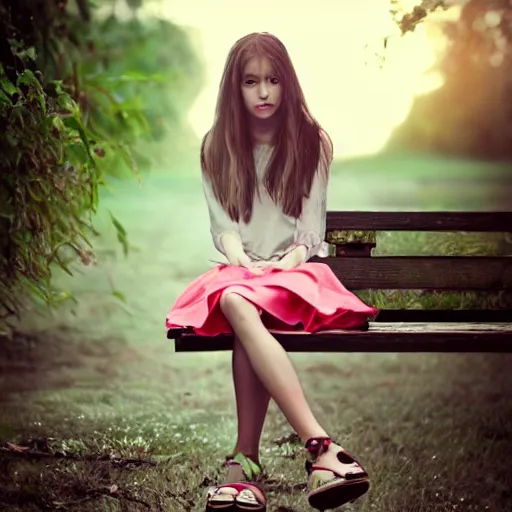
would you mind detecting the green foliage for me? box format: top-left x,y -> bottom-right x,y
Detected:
0,57 -> 100,318
0,1 -> 140,324
232,452 -> 262,480
328,230 -> 376,244
0,0 -> 203,329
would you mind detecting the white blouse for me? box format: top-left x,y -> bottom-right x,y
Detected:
203,144 -> 330,262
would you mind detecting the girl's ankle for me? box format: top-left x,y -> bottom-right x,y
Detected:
301,431 -> 330,445
304,436 -> 335,460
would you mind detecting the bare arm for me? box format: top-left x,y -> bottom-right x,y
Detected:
203,174 -> 254,268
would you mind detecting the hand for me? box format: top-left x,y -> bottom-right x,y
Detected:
239,258 -> 283,274
236,255 -> 266,275
251,259 -> 286,271
277,245 -> 307,270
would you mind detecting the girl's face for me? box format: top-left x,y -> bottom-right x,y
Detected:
240,56 -> 282,120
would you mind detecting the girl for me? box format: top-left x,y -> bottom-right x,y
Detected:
166,32 -> 379,512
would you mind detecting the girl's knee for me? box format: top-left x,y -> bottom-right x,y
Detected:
219,290 -> 245,315
219,290 -> 262,321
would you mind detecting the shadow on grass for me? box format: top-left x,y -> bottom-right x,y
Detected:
0,327 -> 141,399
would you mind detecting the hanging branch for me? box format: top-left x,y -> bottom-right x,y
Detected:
394,0 -> 449,34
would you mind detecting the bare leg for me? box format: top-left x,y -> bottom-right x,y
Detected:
231,336 -> 271,465
211,292 -> 365,510
220,292 -> 327,443
213,337 -> 269,506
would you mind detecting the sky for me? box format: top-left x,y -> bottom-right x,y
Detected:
143,0 -> 462,158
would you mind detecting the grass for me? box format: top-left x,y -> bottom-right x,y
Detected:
0,152 -> 511,511
1,332 -> 511,511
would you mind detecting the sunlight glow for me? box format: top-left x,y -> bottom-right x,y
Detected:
143,0 -> 462,158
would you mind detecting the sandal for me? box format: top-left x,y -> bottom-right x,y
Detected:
305,436 -> 370,511
206,453 -> 267,512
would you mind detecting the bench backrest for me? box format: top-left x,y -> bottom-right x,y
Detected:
319,211 -> 512,322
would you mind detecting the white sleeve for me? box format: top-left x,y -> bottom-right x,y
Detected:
294,168 -> 328,260
202,175 -> 241,256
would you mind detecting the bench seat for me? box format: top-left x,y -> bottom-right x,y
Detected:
169,322 -> 512,353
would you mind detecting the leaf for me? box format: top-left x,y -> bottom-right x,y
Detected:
57,91 -> 76,112
9,44 -> 37,66
35,89 -> 46,114
0,89 -> 12,105
66,142 -> 90,165
63,116 -> 95,164
108,210 -> 129,257
0,75 -> 17,96
112,290 -> 126,302
19,277 -> 48,303
114,143 -> 141,182
20,46 -> 37,63
51,290 -> 77,305
17,69 -> 42,90
233,453 -> 261,480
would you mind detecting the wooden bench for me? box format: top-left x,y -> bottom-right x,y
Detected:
167,212 -> 512,353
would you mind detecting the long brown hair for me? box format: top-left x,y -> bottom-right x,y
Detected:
201,32 -> 333,224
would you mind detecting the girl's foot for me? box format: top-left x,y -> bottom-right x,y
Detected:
305,436 -> 370,511
206,453 -> 267,511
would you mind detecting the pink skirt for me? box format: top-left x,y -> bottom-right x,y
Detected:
166,262 -> 379,336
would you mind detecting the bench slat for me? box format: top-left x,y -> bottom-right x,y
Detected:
326,211 -> 512,232
374,309 -> 512,323
166,311 -> 512,340
173,323 -> 512,353
316,256 -> 512,290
